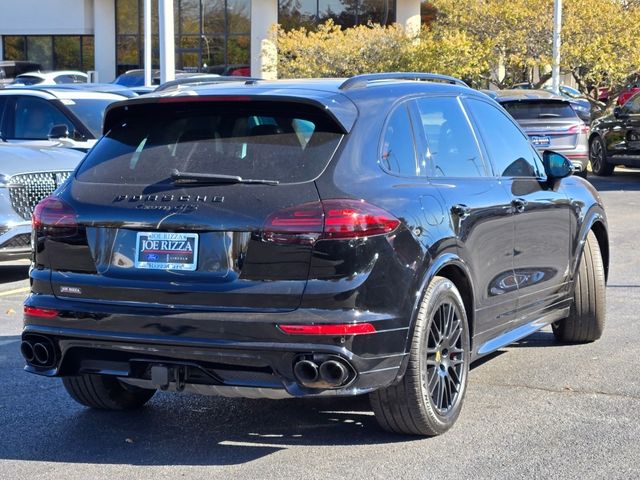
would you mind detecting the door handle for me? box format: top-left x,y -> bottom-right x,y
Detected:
512,198 -> 527,213
452,204 -> 471,219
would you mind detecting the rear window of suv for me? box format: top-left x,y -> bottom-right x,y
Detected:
500,100 -> 577,120
76,101 -> 344,184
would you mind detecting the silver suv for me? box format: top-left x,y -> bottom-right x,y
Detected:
491,89 -> 590,177
0,144 -> 84,261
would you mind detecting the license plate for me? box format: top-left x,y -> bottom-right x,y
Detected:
134,232 -> 199,271
530,135 -> 551,147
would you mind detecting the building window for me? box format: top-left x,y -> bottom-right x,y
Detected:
2,35 -> 94,72
115,0 -> 251,76
279,0 -> 396,30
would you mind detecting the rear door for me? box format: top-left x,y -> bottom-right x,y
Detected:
411,95 -> 517,347
41,99 -> 347,311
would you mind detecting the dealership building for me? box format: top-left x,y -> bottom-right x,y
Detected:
0,0 -> 423,82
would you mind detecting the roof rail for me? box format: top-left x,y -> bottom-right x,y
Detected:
339,72 -> 468,90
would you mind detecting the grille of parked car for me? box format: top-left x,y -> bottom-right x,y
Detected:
0,233 -> 31,249
8,171 -> 72,220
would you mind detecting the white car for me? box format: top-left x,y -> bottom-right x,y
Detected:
10,71 -> 88,87
0,87 -> 132,150
0,143 -> 85,261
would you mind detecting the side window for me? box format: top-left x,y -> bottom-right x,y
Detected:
13,96 -> 75,140
380,105 -> 418,176
624,95 -> 640,114
414,97 -> 487,177
0,97 -> 7,138
465,98 -> 544,178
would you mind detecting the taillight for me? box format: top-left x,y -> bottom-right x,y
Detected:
24,306 -> 59,318
278,323 -> 376,335
32,196 -> 78,238
567,124 -> 589,135
263,199 -> 400,244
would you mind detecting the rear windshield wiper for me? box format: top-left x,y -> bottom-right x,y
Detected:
170,169 -> 279,186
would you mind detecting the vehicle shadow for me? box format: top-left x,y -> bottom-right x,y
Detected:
0,262 -> 30,284
0,335 -> 413,467
589,168 -> 640,191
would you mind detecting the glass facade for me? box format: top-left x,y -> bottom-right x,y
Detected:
3,36 -> 94,71
116,0 -> 250,75
278,0 -> 396,30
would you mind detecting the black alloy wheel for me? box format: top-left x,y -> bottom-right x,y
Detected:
370,276 -> 470,436
589,136 -> 614,176
426,301 -> 465,414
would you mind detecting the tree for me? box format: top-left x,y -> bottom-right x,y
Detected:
562,0 -> 640,104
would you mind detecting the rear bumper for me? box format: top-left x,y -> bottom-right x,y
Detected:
22,296 -> 410,398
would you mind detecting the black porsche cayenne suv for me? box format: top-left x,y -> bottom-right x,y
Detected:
22,73 -> 608,436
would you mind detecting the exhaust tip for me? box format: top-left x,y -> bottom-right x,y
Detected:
33,343 -> 51,366
319,360 -> 349,387
293,360 -> 319,385
20,341 -> 35,363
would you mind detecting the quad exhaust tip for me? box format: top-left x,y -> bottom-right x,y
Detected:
293,356 -> 352,389
20,336 -> 56,368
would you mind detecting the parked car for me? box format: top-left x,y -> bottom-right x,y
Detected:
0,144 -> 84,261
544,84 -> 602,122
113,69 -> 184,87
0,61 -> 41,88
492,89 -> 590,176
589,91 -> 640,176
154,74 -> 258,92
616,85 -> 640,106
0,87 -> 132,150
22,73 -> 608,437
10,71 -> 88,87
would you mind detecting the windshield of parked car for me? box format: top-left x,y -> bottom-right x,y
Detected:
501,101 -> 578,120
11,75 -> 43,86
76,101 -> 344,184
64,98 -> 119,137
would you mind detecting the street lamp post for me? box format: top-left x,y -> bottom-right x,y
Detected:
158,0 -> 176,84
144,0 -> 152,87
551,0 -> 562,94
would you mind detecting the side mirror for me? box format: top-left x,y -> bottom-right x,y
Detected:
48,124 -> 69,139
542,151 -> 573,179
613,106 -> 624,118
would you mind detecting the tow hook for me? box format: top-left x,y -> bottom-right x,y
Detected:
150,364 -> 188,391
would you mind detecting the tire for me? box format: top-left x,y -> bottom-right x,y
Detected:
552,231 -> 606,343
589,136 -> 614,176
370,276 -> 470,436
63,374 -> 156,410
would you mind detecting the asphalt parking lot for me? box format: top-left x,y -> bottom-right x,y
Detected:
0,172 -> 639,480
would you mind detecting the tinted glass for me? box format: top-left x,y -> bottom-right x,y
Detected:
501,101 -> 578,120
380,105 -> 418,176
0,98 -> 7,138
623,94 -> 640,114
12,97 -> 75,140
64,99 -> 118,137
415,97 -> 486,177
76,102 -> 343,185
11,75 -> 43,86
466,98 -> 544,178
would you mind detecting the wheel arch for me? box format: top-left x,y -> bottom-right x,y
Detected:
401,254 -> 476,362
574,212 -> 609,283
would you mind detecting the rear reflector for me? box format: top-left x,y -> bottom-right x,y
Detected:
278,323 -> 377,335
24,306 -> 59,318
567,124 -> 590,134
263,199 -> 400,244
